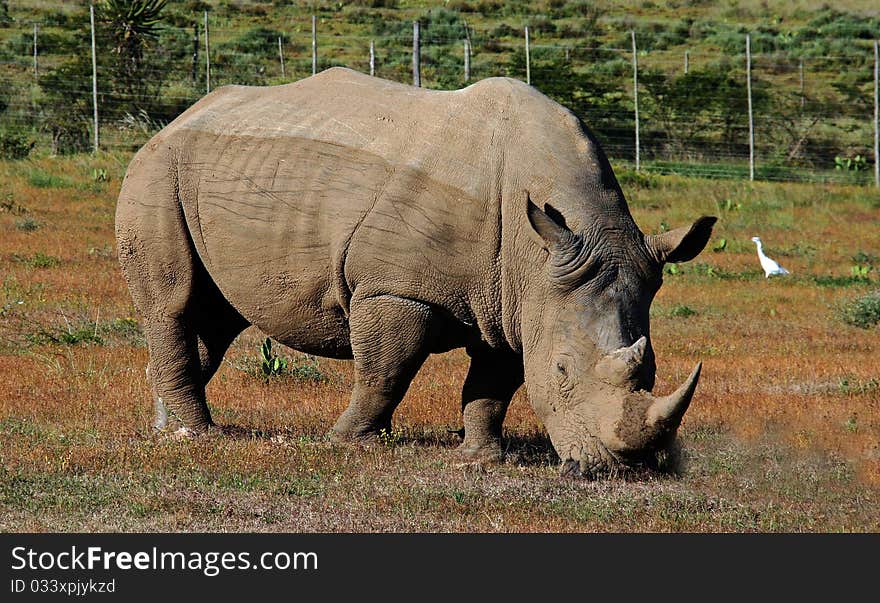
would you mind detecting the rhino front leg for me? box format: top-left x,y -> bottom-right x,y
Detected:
457,346 -> 523,463
331,295 -> 432,442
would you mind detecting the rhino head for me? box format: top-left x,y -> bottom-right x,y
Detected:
521,197 -> 716,478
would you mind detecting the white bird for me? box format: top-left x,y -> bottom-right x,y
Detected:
751,236 -> 790,278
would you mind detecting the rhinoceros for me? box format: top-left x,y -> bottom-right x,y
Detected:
115,67 -> 716,477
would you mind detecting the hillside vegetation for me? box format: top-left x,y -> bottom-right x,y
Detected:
0,1 -> 879,181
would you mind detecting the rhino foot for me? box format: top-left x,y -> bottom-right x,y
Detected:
327,426 -> 388,447
153,422 -> 219,440
454,442 -> 504,465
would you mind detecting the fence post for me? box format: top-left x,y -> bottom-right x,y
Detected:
799,58 -> 805,109
631,30 -> 640,172
464,38 -> 470,82
369,40 -> 375,77
312,15 -> 317,75
89,4 -> 99,154
278,37 -> 285,78
413,21 -> 420,87
191,24 -> 199,82
684,49 -> 689,74
204,10 -> 210,94
524,25 -> 530,85
33,24 -> 38,77
874,40 -> 879,188
747,34 -> 755,181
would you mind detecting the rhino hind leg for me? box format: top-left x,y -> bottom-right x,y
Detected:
330,294 -> 433,442
143,314 -> 213,433
147,282 -> 250,432
457,346 -> 523,463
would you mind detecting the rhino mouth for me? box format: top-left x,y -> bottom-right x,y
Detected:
560,438 -> 680,480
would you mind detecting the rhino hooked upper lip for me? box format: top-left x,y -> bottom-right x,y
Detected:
115,67 -> 716,477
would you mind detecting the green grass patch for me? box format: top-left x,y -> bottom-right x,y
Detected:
27,169 -> 74,189
811,274 -> 874,288
669,304 -> 698,318
12,252 -> 60,269
27,320 -> 104,346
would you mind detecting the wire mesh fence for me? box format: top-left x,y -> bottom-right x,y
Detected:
1,10 -> 879,186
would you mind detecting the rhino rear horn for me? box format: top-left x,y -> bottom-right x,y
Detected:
645,362 -> 702,429
594,337 -> 647,386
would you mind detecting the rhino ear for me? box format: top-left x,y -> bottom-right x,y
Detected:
646,216 -> 717,263
527,195 -> 574,250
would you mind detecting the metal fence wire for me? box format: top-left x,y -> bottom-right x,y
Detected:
1,11 -> 879,187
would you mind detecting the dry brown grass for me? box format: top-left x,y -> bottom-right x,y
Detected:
1,155 -> 878,532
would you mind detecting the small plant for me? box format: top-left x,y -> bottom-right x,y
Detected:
712,237 -> 727,252
260,337 -> 288,377
92,168 -> 109,182
850,264 -> 872,281
669,304 -> 697,318
691,263 -> 719,278
378,427 -> 402,449
839,290 -> 880,329
716,198 -> 741,212
15,217 -> 40,232
837,378 -> 879,395
664,263 -> 680,275
288,354 -> 327,383
834,155 -> 866,172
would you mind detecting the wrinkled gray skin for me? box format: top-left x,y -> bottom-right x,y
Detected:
116,68 -> 716,477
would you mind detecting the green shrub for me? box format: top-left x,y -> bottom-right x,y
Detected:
15,217 -> 40,232
840,290 -> 880,329
0,130 -> 35,160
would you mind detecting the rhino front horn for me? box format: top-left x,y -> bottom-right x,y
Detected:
645,362 -> 702,429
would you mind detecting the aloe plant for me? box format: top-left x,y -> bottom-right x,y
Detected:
260,338 -> 288,377
96,1 -> 169,119
101,0 -> 167,53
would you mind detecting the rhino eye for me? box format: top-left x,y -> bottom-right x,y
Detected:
555,359 -> 574,392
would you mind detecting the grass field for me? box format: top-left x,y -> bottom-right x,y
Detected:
1,152 -> 878,532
